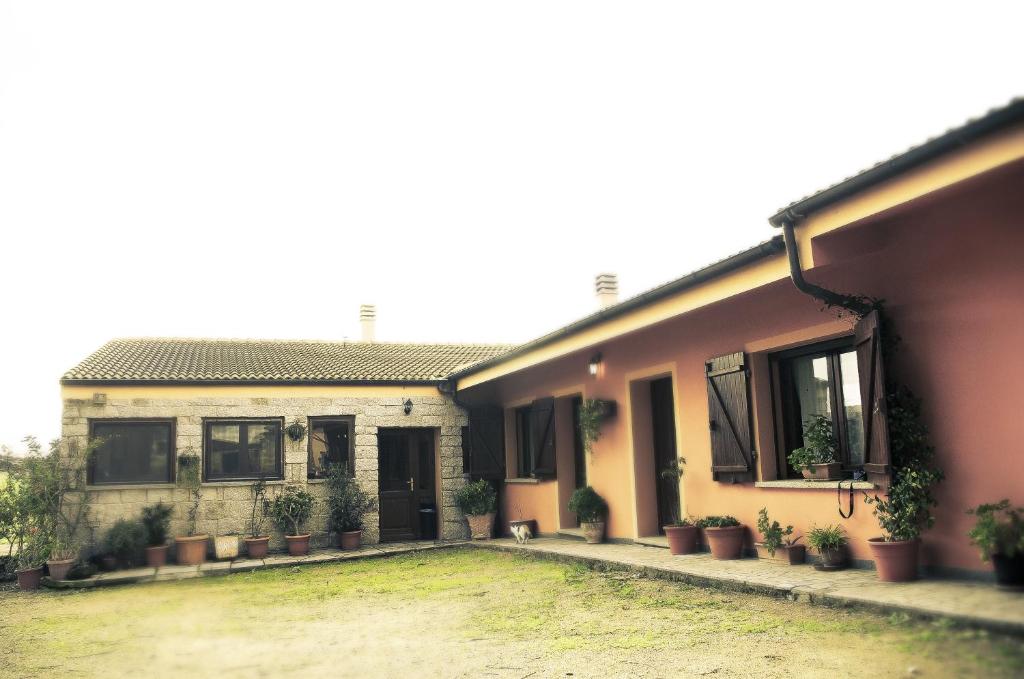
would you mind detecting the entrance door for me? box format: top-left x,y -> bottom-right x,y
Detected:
650,377 -> 680,533
378,428 -> 436,542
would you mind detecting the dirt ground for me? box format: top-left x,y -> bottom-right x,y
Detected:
1,548 -> 1022,678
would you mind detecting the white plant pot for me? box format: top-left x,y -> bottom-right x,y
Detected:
213,535 -> 239,560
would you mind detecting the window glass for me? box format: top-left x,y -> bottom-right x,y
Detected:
205,420 -> 281,481
839,350 -> 865,466
308,420 -> 351,478
90,421 -> 173,485
791,353 -> 833,428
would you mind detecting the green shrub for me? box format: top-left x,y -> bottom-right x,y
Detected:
455,480 -> 497,517
176,453 -> 203,536
567,486 -> 608,523
787,414 -> 838,471
695,515 -> 740,528
326,466 -> 376,533
756,508 -> 798,556
269,486 -> 315,536
140,502 -> 173,547
967,500 -> 1024,561
103,518 -> 146,567
806,524 -> 847,552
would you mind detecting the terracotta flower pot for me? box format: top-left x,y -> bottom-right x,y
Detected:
244,536 -> 270,559
145,545 -> 169,568
704,525 -> 745,560
664,525 -> 698,555
992,553 -> 1024,591
16,566 -> 43,590
286,534 -> 311,556
800,463 -> 841,480
755,543 -> 806,565
466,513 -> 495,540
175,535 -> 209,566
46,558 -> 75,581
868,537 -> 919,582
581,521 -> 605,544
337,530 -> 362,550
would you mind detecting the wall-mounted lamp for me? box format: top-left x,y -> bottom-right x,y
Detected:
588,353 -> 603,377
403,399 -> 413,415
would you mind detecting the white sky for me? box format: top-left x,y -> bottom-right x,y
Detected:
1,1 -> 1021,450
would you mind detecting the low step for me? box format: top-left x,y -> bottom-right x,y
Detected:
556,528 -> 586,541
635,536 -> 669,549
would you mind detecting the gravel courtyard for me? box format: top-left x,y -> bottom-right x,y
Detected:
1,548 -> 1022,678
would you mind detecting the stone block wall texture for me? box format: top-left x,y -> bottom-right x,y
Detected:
61,394 -> 470,553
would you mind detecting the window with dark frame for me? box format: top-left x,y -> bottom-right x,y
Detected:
308,417 -> 354,479
204,419 -> 283,481
515,405 -> 534,478
773,338 -> 865,478
89,420 -> 175,485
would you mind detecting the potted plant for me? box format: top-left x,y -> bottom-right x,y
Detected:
174,452 -> 208,565
286,418 -> 307,442
141,502 -> 173,568
455,479 -> 497,539
103,518 -> 146,568
568,486 -> 608,544
696,516 -> 744,559
269,485 -> 315,556
326,465 -> 376,550
755,508 -> 804,564
45,538 -> 78,582
244,477 -> 271,558
967,500 -> 1024,590
787,415 -> 840,480
807,524 -> 848,570
659,458 -> 697,555
15,532 -> 50,591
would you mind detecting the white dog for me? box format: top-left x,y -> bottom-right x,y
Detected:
511,522 -> 533,544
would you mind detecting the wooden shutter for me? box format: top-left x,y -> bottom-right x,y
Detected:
467,407 -> 505,481
530,397 -> 557,478
705,352 -> 755,483
854,310 -> 891,491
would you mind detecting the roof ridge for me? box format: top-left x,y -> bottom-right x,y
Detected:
105,336 -> 516,349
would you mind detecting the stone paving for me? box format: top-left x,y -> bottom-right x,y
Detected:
476,537 -> 1024,635
45,540 -> 463,589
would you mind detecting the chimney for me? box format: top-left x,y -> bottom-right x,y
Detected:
595,273 -> 618,309
359,304 -> 376,342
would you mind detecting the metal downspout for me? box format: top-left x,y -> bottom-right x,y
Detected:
781,220 -> 873,317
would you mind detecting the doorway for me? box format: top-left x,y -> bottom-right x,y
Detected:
650,377 -> 680,533
377,428 -> 436,542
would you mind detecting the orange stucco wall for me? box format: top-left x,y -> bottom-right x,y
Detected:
462,160 -> 1024,573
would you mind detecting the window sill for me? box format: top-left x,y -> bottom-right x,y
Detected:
755,479 -> 875,490
504,478 -> 541,485
86,483 -> 176,491
201,479 -> 286,488
306,478 -> 327,484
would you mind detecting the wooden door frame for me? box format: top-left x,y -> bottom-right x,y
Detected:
377,427 -> 438,542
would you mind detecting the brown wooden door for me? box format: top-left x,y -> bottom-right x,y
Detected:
650,377 -> 679,533
378,428 -> 436,542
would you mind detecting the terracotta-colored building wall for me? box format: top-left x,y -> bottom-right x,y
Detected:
461,161 -> 1024,574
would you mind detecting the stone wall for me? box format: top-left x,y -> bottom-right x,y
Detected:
61,393 -> 470,552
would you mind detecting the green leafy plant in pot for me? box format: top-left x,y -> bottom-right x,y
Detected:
327,465 -> 377,549
696,515 -> 744,560
967,500 -> 1024,590
455,479 -> 497,540
174,451 -> 208,565
141,502 -> 173,568
787,415 -> 840,480
659,458 -> 697,555
568,486 -> 608,544
807,524 -> 848,570
104,518 -> 146,568
269,485 -> 316,556
244,477 -> 271,558
755,508 -> 804,565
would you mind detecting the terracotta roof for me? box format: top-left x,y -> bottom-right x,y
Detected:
769,98 -> 1024,227
61,338 -> 516,385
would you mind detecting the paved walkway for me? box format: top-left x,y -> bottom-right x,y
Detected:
477,537 -> 1024,635
46,540 -> 462,589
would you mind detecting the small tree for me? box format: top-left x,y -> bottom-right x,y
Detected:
248,477 -> 270,539
269,486 -> 315,536
326,466 -> 376,533
454,480 -> 496,517
568,486 -> 608,524
176,450 -> 203,537
659,457 -> 687,526
140,503 -> 173,547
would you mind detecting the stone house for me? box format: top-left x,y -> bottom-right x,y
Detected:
60,316 -> 512,550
